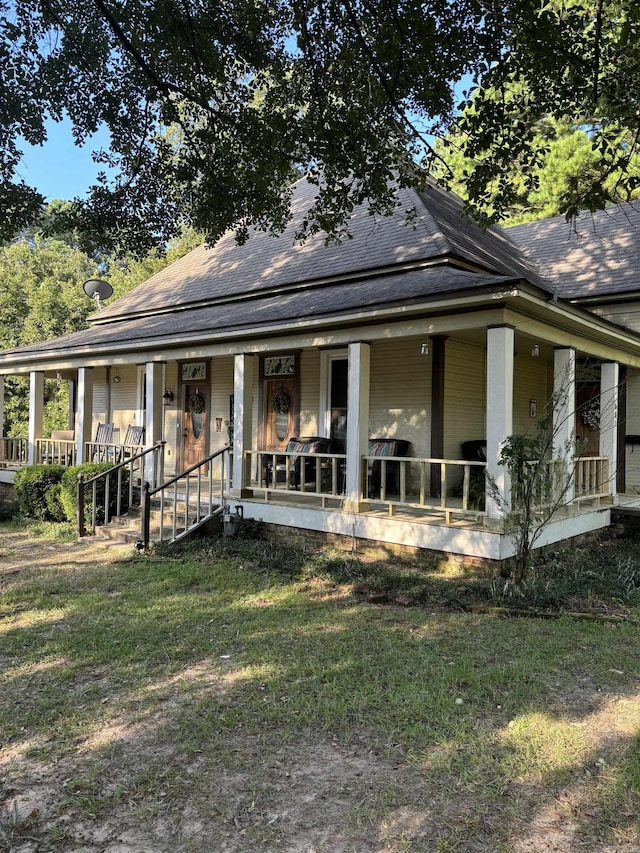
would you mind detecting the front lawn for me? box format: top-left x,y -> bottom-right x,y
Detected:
1,524 -> 639,851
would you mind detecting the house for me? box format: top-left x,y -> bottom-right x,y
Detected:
1,178 -> 640,562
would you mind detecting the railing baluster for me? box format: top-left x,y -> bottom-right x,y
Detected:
91,481 -> 97,535
462,465 -> 470,510
196,467 -> 202,523
185,474 -> 190,531
172,481 -> 178,539
440,463 -> 446,508
159,488 -> 165,542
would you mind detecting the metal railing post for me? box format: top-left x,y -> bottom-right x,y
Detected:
141,481 -> 151,548
76,474 -> 85,538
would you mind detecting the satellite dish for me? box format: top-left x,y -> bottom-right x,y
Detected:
83,279 -> 113,311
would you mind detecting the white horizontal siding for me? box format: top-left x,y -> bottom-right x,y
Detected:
300,348 -> 320,437
513,355 -> 551,435
625,370 -> 640,491
369,338 -> 430,458
591,303 -> 640,333
444,339 -> 485,459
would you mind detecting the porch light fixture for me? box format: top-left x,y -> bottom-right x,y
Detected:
420,342 -> 429,356
531,343 -> 540,358
113,374 -> 121,383
162,388 -> 174,406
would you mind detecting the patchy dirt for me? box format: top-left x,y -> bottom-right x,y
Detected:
2,530 -> 640,852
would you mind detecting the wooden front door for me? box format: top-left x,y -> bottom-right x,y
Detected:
182,383 -> 209,469
263,377 -> 296,450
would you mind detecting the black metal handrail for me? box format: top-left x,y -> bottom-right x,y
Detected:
77,442 -> 165,537
141,445 -> 231,547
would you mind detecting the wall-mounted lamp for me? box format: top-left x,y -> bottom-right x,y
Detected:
531,344 -> 540,358
421,342 -> 429,356
162,388 -> 174,406
113,374 -> 121,383
529,398 -> 537,418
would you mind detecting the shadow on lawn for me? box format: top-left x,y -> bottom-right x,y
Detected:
1,532 -> 639,851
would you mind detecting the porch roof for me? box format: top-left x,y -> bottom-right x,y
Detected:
0,266 -> 518,366
90,179 -> 549,325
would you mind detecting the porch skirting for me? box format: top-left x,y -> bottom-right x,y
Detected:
237,499 -> 614,562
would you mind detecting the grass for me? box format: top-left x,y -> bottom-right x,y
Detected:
1,525 -> 639,851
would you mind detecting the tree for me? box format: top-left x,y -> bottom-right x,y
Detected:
0,237 -> 101,436
2,0 -> 639,253
435,119 -> 640,226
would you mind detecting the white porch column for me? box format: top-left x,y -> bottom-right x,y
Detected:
75,368 -> 93,465
232,353 -> 255,497
0,376 -> 4,440
344,341 -> 370,512
600,361 -> 619,498
553,347 -> 576,503
28,371 -> 44,465
485,326 -> 514,518
145,362 -> 164,484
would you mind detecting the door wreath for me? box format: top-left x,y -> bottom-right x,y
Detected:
271,388 -> 290,415
188,392 -> 205,414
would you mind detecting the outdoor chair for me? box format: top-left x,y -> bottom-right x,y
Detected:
92,422 -> 116,462
117,425 -> 145,462
367,438 -> 411,498
264,436 -> 331,490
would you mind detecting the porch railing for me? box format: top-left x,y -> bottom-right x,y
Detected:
362,455 -> 487,520
35,438 -> 76,466
252,450 -> 347,505
84,441 -> 144,464
0,437 -> 27,467
141,446 -> 230,548
574,456 -> 610,501
247,450 -> 486,522
77,442 -> 165,537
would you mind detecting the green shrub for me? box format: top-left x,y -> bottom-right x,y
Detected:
13,465 -> 66,520
60,463 -> 130,528
45,483 -> 67,522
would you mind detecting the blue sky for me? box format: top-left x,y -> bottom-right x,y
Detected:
16,118 -> 113,202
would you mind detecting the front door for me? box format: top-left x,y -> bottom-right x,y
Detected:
182,383 -> 209,468
260,354 -> 299,452
264,377 -> 296,450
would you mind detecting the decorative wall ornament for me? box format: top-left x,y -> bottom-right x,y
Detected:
264,355 -> 295,377
181,361 -> 207,381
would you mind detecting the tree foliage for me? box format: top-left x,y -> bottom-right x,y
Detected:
2,0 -> 639,252
436,119 -> 640,226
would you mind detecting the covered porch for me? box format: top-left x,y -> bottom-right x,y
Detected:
0,291 -> 635,560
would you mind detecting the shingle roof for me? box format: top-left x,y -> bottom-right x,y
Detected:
0,267 -> 515,362
507,201 -> 640,300
94,178 -> 548,324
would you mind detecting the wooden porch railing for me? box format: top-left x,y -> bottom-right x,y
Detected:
0,437 -> 27,467
253,449 -> 347,503
141,446 -> 230,548
35,438 -> 76,466
574,456 -> 610,501
246,450 -> 486,522
362,454 -> 487,520
77,442 -> 165,537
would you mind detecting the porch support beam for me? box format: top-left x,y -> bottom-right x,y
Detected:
600,361 -> 619,498
28,371 -> 44,465
553,347 -> 576,504
76,367 -> 93,465
344,341 -> 370,512
145,362 -> 164,485
0,376 -> 4,440
486,326 -> 514,518
232,353 -> 255,497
